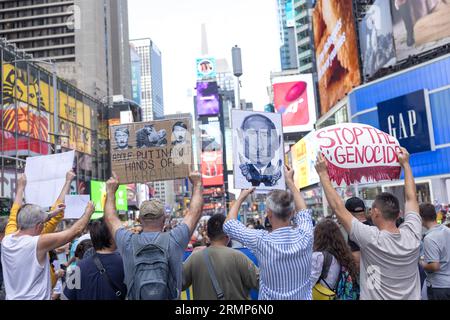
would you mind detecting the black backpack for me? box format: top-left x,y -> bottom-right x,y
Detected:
126,232 -> 178,300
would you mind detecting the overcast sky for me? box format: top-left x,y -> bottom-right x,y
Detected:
128,0 -> 282,115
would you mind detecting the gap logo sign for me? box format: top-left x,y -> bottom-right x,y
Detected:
377,90 -> 435,154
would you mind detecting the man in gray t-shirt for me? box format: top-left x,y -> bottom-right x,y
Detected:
103,171 -> 204,300
315,147 -> 422,300
420,203 -> 450,300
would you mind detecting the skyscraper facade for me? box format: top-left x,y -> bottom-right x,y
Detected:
294,0 -> 315,73
0,0 -> 132,100
129,38 -> 164,121
277,0 -> 298,70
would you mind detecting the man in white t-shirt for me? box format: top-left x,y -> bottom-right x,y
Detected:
315,147 -> 422,300
1,202 -> 95,300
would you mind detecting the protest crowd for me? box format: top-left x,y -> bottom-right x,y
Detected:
1,147 -> 450,301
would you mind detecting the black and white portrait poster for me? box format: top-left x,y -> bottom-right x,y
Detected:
359,0 -> 396,78
232,110 -> 286,191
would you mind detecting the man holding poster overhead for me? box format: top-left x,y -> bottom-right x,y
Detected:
315,147 -> 422,300
224,165 -> 313,300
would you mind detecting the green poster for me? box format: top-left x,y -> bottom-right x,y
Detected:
90,181 -> 128,219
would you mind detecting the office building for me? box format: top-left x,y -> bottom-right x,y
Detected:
129,38 -> 164,121
294,0 -> 315,73
0,0 -> 132,100
277,0 -> 298,70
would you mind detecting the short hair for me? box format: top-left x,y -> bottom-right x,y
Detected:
241,114 -> 276,131
88,218 -> 113,251
373,193 -> 400,221
115,127 -> 129,137
173,122 -> 187,131
419,203 -> 437,222
0,216 -> 8,234
207,214 -> 226,241
266,190 -> 295,221
17,204 -> 47,230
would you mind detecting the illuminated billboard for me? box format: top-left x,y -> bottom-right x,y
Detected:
199,121 -> 222,152
391,0 -> 450,62
272,74 -> 316,133
312,0 -> 361,115
359,0 -> 396,78
201,151 -> 224,187
196,57 -> 217,80
196,81 -> 220,117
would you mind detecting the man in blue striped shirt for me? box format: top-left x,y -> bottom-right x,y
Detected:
223,166 -> 313,300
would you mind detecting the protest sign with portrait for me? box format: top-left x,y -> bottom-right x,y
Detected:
110,118 -> 193,184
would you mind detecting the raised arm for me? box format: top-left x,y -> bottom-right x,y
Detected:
285,165 -> 307,211
5,173 -> 27,236
398,147 -> 419,214
226,188 -> 255,223
43,170 -> 76,234
37,201 -> 95,265
315,153 -> 353,233
183,172 -> 204,235
104,172 -> 123,238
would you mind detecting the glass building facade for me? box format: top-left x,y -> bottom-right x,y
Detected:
0,43 -> 110,205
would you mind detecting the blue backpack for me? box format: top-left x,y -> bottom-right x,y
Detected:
335,267 -> 360,300
126,232 -> 178,300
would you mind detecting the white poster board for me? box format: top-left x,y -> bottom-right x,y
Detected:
64,195 -> 90,220
232,110 -> 286,191
24,151 -> 75,208
314,123 -> 401,186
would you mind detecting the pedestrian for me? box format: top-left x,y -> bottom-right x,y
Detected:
311,218 -> 359,300
420,203 -> 450,300
1,200 -> 95,300
223,165 -> 313,300
3,171 -> 78,292
63,218 -> 127,300
103,171 -> 203,300
345,197 -> 373,270
182,214 -> 259,300
315,147 -> 422,300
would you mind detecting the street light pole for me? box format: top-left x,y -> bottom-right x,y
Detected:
232,45 -> 243,110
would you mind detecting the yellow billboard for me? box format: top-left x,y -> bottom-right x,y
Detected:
291,132 -> 320,189
2,64 -> 95,155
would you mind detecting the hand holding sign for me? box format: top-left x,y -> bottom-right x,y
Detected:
397,147 -> 410,168
84,201 -> 95,217
17,173 -> 27,189
284,164 -> 295,185
189,171 -> 202,187
238,188 -> 256,201
66,170 -> 76,182
314,153 -> 328,177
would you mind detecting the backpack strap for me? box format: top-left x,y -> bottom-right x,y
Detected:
318,251 -> 334,291
203,248 -> 225,300
92,254 -> 125,299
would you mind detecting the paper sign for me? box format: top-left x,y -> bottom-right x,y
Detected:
232,110 -> 286,191
24,151 -> 75,208
314,123 -> 401,186
64,195 -> 90,219
110,118 -> 193,184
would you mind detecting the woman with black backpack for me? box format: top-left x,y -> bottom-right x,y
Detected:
311,218 -> 359,300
